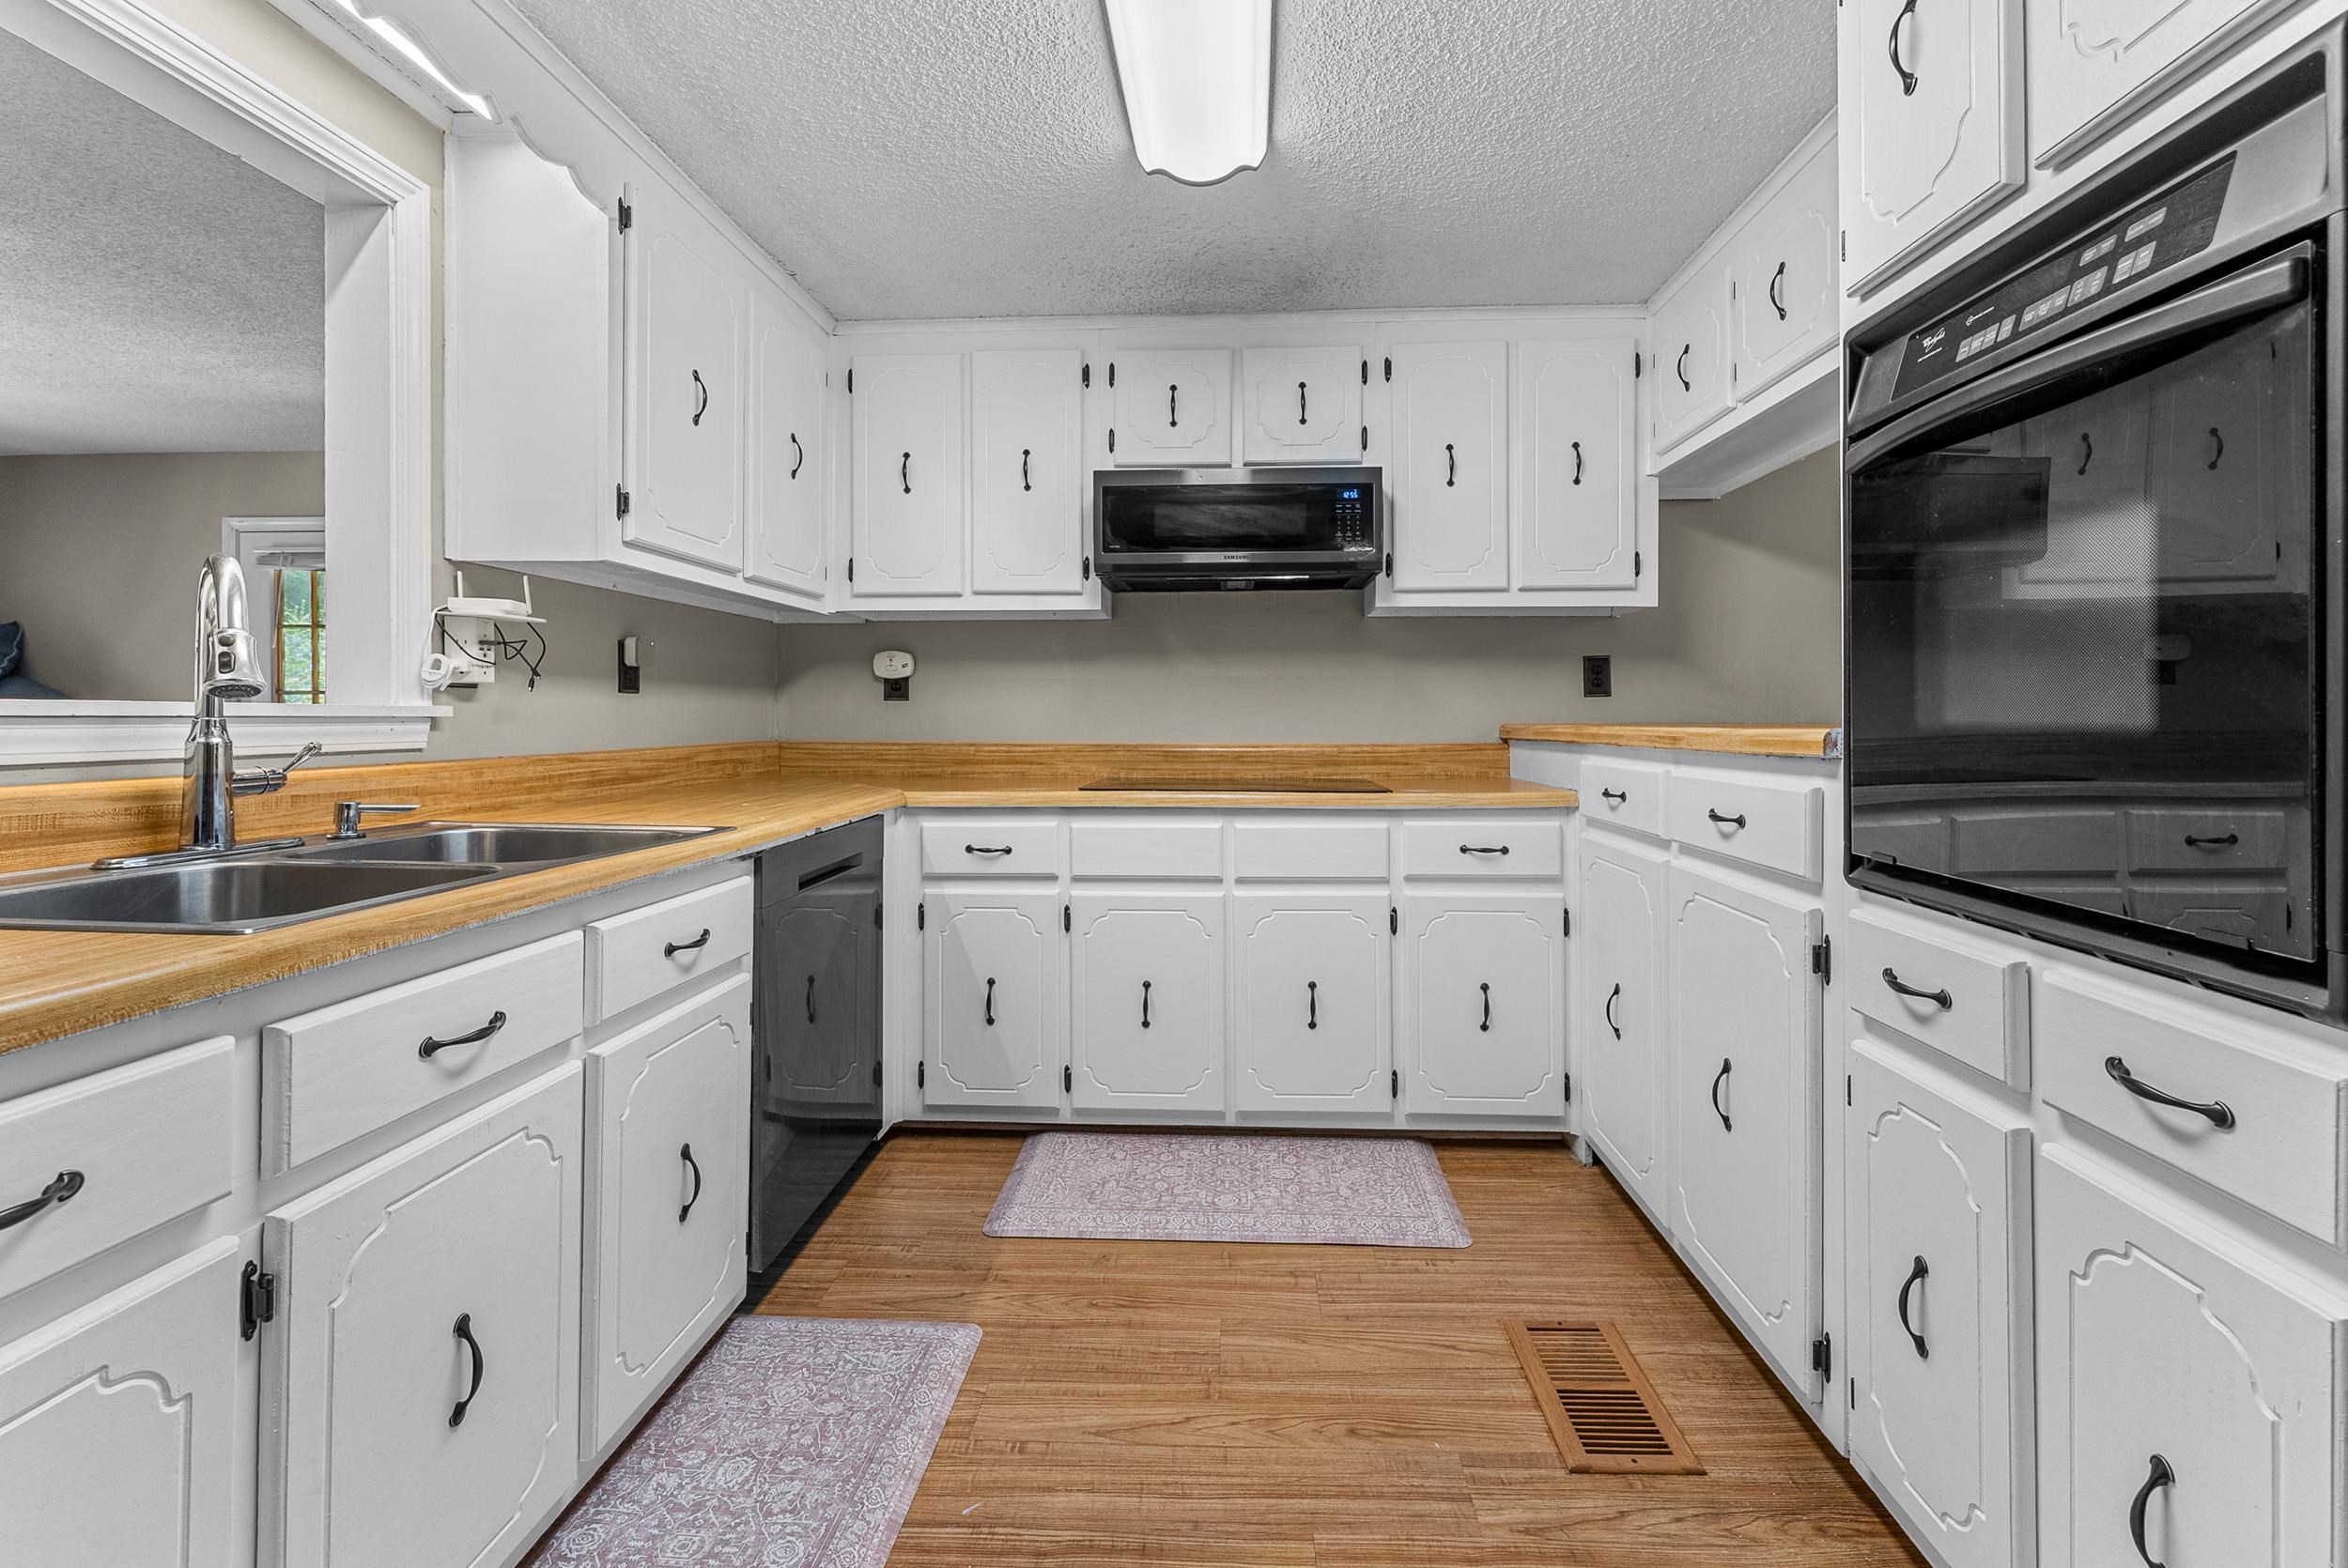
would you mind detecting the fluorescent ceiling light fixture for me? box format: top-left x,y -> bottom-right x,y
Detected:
332,0 -> 495,118
1104,0 -> 1271,185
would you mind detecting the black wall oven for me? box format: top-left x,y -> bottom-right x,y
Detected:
1844,33 -> 2347,1022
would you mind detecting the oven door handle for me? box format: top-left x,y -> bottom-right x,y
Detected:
1846,250 -> 2309,474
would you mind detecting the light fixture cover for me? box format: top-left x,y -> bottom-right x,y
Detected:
1104,0 -> 1272,185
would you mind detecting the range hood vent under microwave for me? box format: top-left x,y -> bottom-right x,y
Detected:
1092,467 -> 1383,592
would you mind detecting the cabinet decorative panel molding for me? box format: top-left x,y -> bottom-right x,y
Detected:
1576,835 -> 1670,1213
746,299 -> 827,598
922,891 -> 1066,1111
1109,348 -> 1233,467
1400,895 -> 1566,1116
1241,345 -> 1364,465
1515,337 -> 1639,589
1731,138 -> 1840,399
626,198 -> 748,570
971,347 -> 1087,595
851,353 -> 967,597
1071,895 -> 1226,1113
1652,253 -> 1732,453
2027,0 -> 2300,168
1232,894 -> 1392,1114
1387,340 -> 1509,592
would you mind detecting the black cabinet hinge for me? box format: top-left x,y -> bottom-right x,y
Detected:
616,196 -> 632,232
916,900 -> 924,931
874,900 -> 884,929
1563,1071 -> 1572,1103
1562,906 -> 1571,937
917,1059 -> 925,1089
1633,549 -> 1643,577
1383,356 -> 1392,382
615,484 -> 630,519
239,1259 -> 276,1341
1064,1064 -> 1074,1094
1812,1334 -> 1832,1378
1634,350 -> 1642,378
1107,361 -> 1117,387
1107,427 -> 1117,453
1083,556 -> 1092,582
1849,1377 -> 1857,1409
1389,905 -> 1398,935
1082,362 -> 1091,388
873,1059 -> 883,1087
1360,425 -> 1368,452
845,368 -> 853,393
1812,936 -> 1831,984
1846,1073 -> 1853,1107
1383,551 -> 1394,577
1360,360 -> 1368,385
1391,1068 -> 1399,1099
1063,903 -> 1072,932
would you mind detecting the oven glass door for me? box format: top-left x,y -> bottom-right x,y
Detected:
1096,484 -> 1365,555
1847,250 -> 2322,967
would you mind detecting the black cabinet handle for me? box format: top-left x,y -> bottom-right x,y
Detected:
1571,440 -> 1583,485
1676,345 -> 1691,391
2129,1453 -> 2175,1567
1896,1254 -> 1930,1360
1307,979 -> 1318,1030
2207,426 -> 2224,469
789,432 -> 803,479
449,1314 -> 485,1428
1460,843 -> 1511,856
804,974 -> 817,1023
420,1010 -> 506,1060
984,976 -> 996,1027
901,452 -> 911,494
1707,808 -> 1747,829
2078,432 -> 2093,474
1710,1057 -> 1732,1131
1889,0 -> 1918,96
1880,968 -> 1953,1010
0,1169 -> 84,1232
1445,442 -> 1456,487
2184,832 -> 2239,848
1769,260 -> 1787,320
1022,448 -> 1031,491
1479,981 -> 1491,1033
1141,979 -> 1152,1030
665,928 -> 713,958
1600,788 -> 1627,804
965,843 -> 1014,856
678,1143 -> 703,1222
690,369 -> 708,426
1604,983 -> 1621,1040
1298,380 -> 1308,425
1168,384 -> 1179,428
2106,1055 -> 2235,1130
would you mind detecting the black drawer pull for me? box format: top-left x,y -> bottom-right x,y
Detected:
804,974 -> 818,1024
1600,788 -> 1627,804
1896,1254 -> 1929,1360
1571,439 -> 1583,485
1604,983 -> 1621,1040
690,369 -> 708,426
1298,380 -> 1308,424
419,1010 -> 506,1060
1707,808 -> 1746,829
449,1313 -> 485,1428
679,1143 -> 703,1223
965,843 -> 1014,856
984,976 -> 996,1028
789,432 -> 803,478
2106,1055 -> 2235,1130
1888,0 -> 1918,95
1141,979 -> 1152,1029
901,451 -> 911,493
2184,832 -> 2239,848
665,928 -> 712,958
2129,1453 -> 2175,1567
1880,969 -> 1953,1010
1445,442 -> 1456,486
1307,979 -> 1318,1030
1769,259 -> 1787,320
1460,843 -> 1511,856
1710,1057 -> 1732,1132
0,1169 -> 84,1232
1479,981 -> 1491,1033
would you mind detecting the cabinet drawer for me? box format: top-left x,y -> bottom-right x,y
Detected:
2125,806 -> 2294,872
0,1037 -> 233,1303
1399,818 -> 1563,880
263,933 -> 583,1177
1663,769 -> 1822,882
2040,965 -> 2348,1247
1233,820 -> 1388,881
1580,758 -> 1666,840
587,876 -> 752,1021
1847,906 -> 2031,1089
918,819 -> 1063,877
1071,819 -> 1222,880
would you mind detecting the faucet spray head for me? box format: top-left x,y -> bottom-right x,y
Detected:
195,554 -> 265,703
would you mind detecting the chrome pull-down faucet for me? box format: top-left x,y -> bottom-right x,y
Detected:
178,554 -> 318,854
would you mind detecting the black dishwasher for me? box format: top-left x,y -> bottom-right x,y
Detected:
749,816 -> 883,1270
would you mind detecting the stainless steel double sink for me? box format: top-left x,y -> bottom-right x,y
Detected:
0,822 -> 725,934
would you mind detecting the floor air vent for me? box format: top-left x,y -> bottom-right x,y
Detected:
1505,1319 -> 1704,1475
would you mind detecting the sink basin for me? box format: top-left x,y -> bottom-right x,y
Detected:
0,859 -> 497,934
291,822 -> 722,867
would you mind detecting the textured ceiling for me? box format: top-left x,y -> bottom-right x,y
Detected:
502,0 -> 1836,320
0,28 -> 323,454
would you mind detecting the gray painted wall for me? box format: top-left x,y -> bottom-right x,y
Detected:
774,446 -> 1843,741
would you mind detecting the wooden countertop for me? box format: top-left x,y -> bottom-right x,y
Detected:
0,742 -> 1573,1055
1499,723 -> 1842,760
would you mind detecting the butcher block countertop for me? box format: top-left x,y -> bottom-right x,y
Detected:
0,741 -> 1575,1054
1500,723 -> 1842,759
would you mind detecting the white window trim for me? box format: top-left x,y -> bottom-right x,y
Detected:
0,0 -> 442,767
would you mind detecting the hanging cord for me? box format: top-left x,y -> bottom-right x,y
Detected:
437,619 -> 549,690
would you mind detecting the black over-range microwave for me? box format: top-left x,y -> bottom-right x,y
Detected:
1091,467 -> 1383,592
1843,27 -> 2347,1021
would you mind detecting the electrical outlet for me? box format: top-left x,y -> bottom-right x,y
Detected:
1583,654 -> 1613,699
881,677 -> 909,702
616,637 -> 641,694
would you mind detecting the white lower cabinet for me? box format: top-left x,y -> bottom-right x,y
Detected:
1070,894 -> 1226,1114
1847,1038 -> 2035,1568
1667,864 -> 1824,1399
582,975 -> 750,1456
0,1237 -> 243,1568
1399,893 -> 1567,1117
2036,1145 -> 2348,1568
922,889 -> 1066,1111
1576,832 -> 1670,1216
1231,893 -> 1392,1114
263,1064 -> 583,1568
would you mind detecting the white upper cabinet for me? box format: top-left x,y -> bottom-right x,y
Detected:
1109,347 -> 1233,467
850,353 -> 966,598
1651,250 -> 1733,453
625,187 -> 748,571
1842,0 -> 2023,294
1514,338 -> 1639,590
1241,345 -> 1365,466
2028,0 -> 2298,168
971,348 -> 1088,596
745,297 -> 827,600
1387,340 -> 1509,593
1730,136 -> 1840,401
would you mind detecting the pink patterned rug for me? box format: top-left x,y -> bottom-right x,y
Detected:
528,1315 -> 979,1568
984,1131 -> 1472,1247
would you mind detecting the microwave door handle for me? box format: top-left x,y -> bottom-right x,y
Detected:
1845,250 -> 2309,474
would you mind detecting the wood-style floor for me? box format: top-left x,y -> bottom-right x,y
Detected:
751,1131 -> 1925,1567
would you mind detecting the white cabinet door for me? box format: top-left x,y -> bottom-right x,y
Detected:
583,976 -> 749,1456
1651,254 -> 1732,453
2018,385 -> 2153,587
923,890 -> 1065,1112
1400,894 -> 1566,1118
1070,895 -> 1225,1114
2028,0 -> 2297,168
0,1238 -> 241,1568
1387,340 -> 1508,592
1843,0 -> 2023,292
1848,1038 -> 2034,1568
1242,345 -> 1363,466
1576,834 -> 1669,1216
264,1064 -> 582,1568
1232,893 -> 1391,1114
2037,1145 -> 2348,1568
1514,338 -> 1639,590
2152,324 -> 2294,587
850,353 -> 965,597
1732,137 -> 1841,400
745,297 -> 826,600
626,191 -> 747,569
1109,347 -> 1232,467
1667,864 -> 1824,1400
971,347 -> 1087,596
